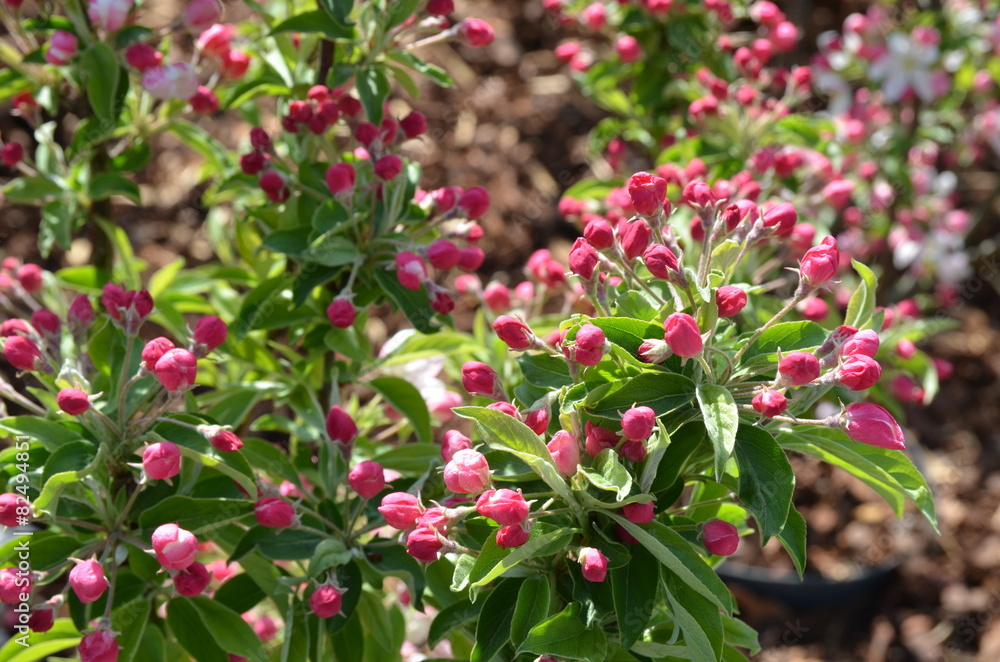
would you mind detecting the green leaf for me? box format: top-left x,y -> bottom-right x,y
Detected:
112,598 -> 150,662
368,376 -> 432,444
270,10 -> 353,40
696,383 -> 738,482
139,497 -> 252,535
739,321 -> 827,365
387,51 -> 454,87
663,570 -> 724,662
582,449 -> 632,501
174,444 -> 258,499
612,544 -> 658,649
510,575 -> 550,647
42,440 -> 96,483
471,578 -> 522,662
373,443 -> 440,473
362,543 -> 427,611
80,43 -> 121,126
169,597 -> 266,662
606,515 -> 733,613
779,428 -> 937,530
260,227 -> 310,255
3,175 -> 63,203
166,120 -> 228,173
468,526 -> 577,589
0,619 -> 80,662
89,173 -> 140,204
453,406 -> 573,504
586,373 -> 695,419
517,353 -> 572,389
230,525 -> 324,561
40,199 -> 75,254
429,599 -> 480,648
372,268 -> 440,334
356,66 -> 391,125
166,597 -> 228,662
517,603 -> 608,661
776,508 -> 807,579
0,417 -> 85,451
588,317 -> 664,356
844,259 -> 878,329
733,425 -> 794,542
213,574 -> 266,615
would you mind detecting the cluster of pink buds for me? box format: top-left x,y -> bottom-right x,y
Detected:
280,85 -> 362,136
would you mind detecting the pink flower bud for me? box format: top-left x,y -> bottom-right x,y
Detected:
493,314 -> 535,350
457,18 -> 494,46
837,354 -> 881,390
348,460 -> 385,499
840,329 -> 880,358
204,429 -> 240,452
184,0 -> 222,32
616,35 -> 641,62
896,338 -> 916,360
643,244 -> 679,280
547,430 -> 580,477
326,405 -> 358,445
152,523 -> 198,570
620,439 -> 647,462
142,63 -> 200,101
622,501 -> 655,524
457,245 -> 486,271
461,361 -> 503,399
88,0 -> 133,32
430,288 -> 456,315
193,315 -> 227,352
326,296 -> 356,328
585,420 -> 618,458
189,86 -> 221,113
143,441 -> 181,480
68,295 -> 95,328
627,171 -> 667,216
458,186 -> 490,219
762,201 -> 797,236
583,218 -> 614,250
663,313 -> 703,357
798,236 -> 839,290
0,493 -> 28,527
16,263 -> 42,291
569,237 -> 598,280
254,497 -> 295,529
45,31 -> 78,65
154,348 -> 198,391
496,523 -> 531,548
797,296 -> 828,321
483,282 -> 511,311
1,143 -> 24,168
174,561 -> 212,597
310,583 -> 343,618
682,181 -> 716,209
78,629 -> 119,662
125,43 -> 163,71
427,0 -> 454,15
427,239 -> 461,270
395,251 -> 427,290
3,336 -> 42,371
239,151 -> 265,175
0,320 -> 30,338
570,324 -> 606,366
28,605 -> 54,632
379,492 -> 423,529
579,547 -> 608,582
220,49 -> 249,79
31,310 -> 59,336
374,154 -> 403,180
702,519 -> 739,555
621,406 -> 655,442
406,526 -> 444,562
715,286 -> 747,317
441,430 -> 473,462
56,388 -> 89,415
778,351 -> 819,386
0,567 -> 29,604
443,449 -> 491,494
476,488 -> 529,525
523,407 -> 550,435
751,390 -> 787,417
619,220 -> 651,261
69,559 -> 108,603
399,111 -> 427,139
638,338 -> 672,364
840,403 -> 904,450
